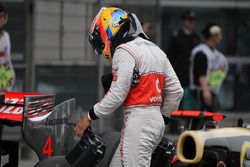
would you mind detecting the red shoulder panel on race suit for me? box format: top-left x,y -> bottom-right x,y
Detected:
0,91 -> 50,125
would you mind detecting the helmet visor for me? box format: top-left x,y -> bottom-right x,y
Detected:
89,26 -> 105,56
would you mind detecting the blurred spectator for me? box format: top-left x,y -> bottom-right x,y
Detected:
0,3 -> 15,138
190,23 -> 228,111
168,10 -> 200,109
143,22 -> 156,42
0,3 -> 15,91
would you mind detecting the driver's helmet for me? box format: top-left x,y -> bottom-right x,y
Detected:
89,7 -> 128,60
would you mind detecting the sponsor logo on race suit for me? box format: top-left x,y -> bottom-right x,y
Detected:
156,78 -> 162,94
149,78 -> 163,103
150,96 -> 162,103
124,73 -> 165,107
112,67 -> 119,82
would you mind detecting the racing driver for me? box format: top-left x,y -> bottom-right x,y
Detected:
75,7 -> 183,167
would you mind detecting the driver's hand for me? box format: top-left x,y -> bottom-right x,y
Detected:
74,114 -> 91,138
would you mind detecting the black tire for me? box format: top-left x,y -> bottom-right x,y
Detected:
170,161 -> 187,167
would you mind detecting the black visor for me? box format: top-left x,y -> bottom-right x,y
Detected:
89,26 -> 105,55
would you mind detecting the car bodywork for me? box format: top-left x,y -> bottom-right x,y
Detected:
177,128 -> 250,167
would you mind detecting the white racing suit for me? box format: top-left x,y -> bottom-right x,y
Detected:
89,37 -> 183,167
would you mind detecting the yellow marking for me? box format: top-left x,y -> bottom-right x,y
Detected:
241,142 -> 250,167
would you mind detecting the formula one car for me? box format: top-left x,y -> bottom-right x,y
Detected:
174,111 -> 250,167
0,91 -> 177,167
0,91 -> 79,167
1,91 -> 249,167
177,127 -> 250,167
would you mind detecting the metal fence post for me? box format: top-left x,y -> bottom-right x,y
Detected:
59,0 -> 64,61
25,0 -> 35,91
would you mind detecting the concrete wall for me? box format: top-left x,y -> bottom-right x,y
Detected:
32,0 -> 161,65
33,0 -> 95,64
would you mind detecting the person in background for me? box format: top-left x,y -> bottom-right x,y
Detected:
143,22 -> 156,42
0,3 -> 15,92
168,9 -> 200,109
190,23 -> 228,112
167,10 -> 199,134
0,3 -> 15,138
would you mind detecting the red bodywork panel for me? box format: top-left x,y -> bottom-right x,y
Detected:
0,91 -> 50,125
170,110 -> 225,123
171,155 -> 179,164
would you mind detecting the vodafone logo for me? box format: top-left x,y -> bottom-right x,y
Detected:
124,73 -> 165,107
149,78 -> 163,103
150,96 -> 162,103
156,78 -> 161,94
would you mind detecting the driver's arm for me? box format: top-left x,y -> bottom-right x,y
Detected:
161,57 -> 183,116
88,48 -> 135,120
